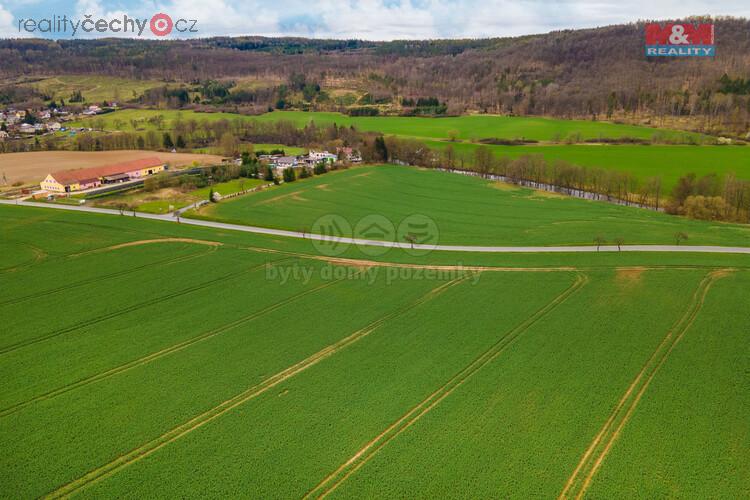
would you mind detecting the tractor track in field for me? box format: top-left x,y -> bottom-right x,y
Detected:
0,275 -> 349,419
0,246 -> 219,307
305,271 -> 589,499
0,244 -> 48,274
558,269 -> 732,500
67,238 -> 222,257
0,259 -> 289,357
41,276 -> 468,500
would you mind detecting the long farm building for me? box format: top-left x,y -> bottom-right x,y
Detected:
41,157 -> 165,193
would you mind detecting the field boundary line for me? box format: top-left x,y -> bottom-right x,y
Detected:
0,246 -> 219,307
305,272 -> 589,499
558,269 -> 732,500
239,245 -> 579,272
41,276 -> 468,499
0,270 -> 349,419
0,258 -> 288,356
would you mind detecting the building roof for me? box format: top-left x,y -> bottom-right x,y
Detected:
50,157 -> 163,185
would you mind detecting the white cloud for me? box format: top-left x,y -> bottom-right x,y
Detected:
5,0 -> 750,40
0,2 -> 20,37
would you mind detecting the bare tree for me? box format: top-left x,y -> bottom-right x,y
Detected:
593,235 -> 606,252
404,233 -> 417,249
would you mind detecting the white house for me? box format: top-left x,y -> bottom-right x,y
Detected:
18,123 -> 35,134
82,105 -> 102,116
309,150 -> 337,163
0,130 -> 8,140
47,122 -> 62,131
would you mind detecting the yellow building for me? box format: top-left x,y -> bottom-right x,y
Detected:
42,157 -> 165,193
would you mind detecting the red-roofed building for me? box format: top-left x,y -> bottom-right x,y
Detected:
42,157 -> 165,193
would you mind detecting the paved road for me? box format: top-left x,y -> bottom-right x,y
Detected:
2,199 -> 749,255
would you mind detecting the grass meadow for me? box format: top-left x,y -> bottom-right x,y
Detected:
190,164 -> 750,247
91,177 -> 268,214
0,204 -> 747,498
16,75 -> 165,104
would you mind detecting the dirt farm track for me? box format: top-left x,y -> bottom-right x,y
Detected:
0,150 -> 226,185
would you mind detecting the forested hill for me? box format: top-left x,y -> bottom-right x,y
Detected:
2,17 -> 749,134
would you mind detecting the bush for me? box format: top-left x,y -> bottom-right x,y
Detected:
282,168 -> 296,183
683,195 -> 728,220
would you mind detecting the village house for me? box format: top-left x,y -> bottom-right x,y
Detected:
338,147 -> 363,163
41,157 -> 165,193
18,123 -> 36,134
47,122 -> 62,132
82,105 -> 102,116
308,150 -> 337,163
0,131 -> 8,141
274,156 -> 298,170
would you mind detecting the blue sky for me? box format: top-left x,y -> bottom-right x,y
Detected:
2,0 -> 748,40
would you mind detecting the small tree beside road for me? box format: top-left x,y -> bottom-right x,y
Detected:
593,235 -> 606,252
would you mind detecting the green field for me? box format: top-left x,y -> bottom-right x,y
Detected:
0,204 -> 748,498
425,140 -> 750,191
75,108 -> 703,142
189,164 -> 750,247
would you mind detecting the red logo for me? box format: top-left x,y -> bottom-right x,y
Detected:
645,23 -> 714,45
150,13 -> 173,36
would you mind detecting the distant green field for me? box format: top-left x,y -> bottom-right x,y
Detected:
253,110 -> 707,142
0,205 -> 748,498
75,108 -> 703,142
425,140 -> 750,191
190,164 -> 750,247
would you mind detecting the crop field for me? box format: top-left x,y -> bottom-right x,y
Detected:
0,204 -> 748,498
190,164 -> 750,247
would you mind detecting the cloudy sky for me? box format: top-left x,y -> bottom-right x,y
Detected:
2,0 -> 749,40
